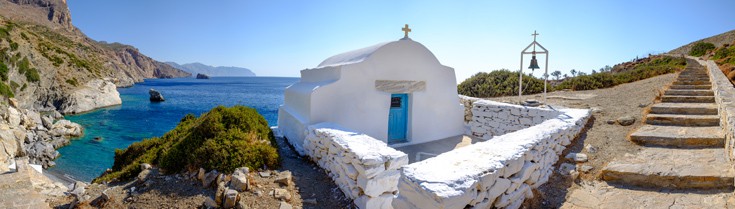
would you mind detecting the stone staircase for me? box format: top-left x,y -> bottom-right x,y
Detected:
601,59 -> 734,190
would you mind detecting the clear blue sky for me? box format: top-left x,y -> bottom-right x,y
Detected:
67,0 -> 735,81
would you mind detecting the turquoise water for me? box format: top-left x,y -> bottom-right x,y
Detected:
48,77 -> 299,182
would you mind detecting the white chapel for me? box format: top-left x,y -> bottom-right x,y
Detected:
278,25 -> 465,154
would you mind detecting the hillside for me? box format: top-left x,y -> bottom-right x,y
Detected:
166,62 -> 256,77
670,29 -> 735,55
0,0 -> 190,113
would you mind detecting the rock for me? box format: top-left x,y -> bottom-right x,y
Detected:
585,144 -> 597,153
196,73 -> 210,79
69,181 -> 87,197
253,190 -> 262,196
303,198 -> 317,205
59,79 -> 122,114
149,88 -> 165,102
638,103 -> 648,108
606,120 -> 615,125
223,188 -> 239,208
50,120 -> 83,137
198,168 -> 206,181
559,163 -> 576,176
259,171 -> 271,178
273,188 -> 291,201
100,188 -> 112,202
8,98 -> 18,108
215,182 -> 226,205
231,171 -> 249,192
41,115 -> 53,129
202,197 -> 218,209
580,165 -> 593,173
275,171 -> 292,186
565,153 -> 588,162
7,107 -> 21,127
236,199 -> 249,209
202,170 -> 219,188
591,107 -> 603,114
137,169 -> 152,183
617,116 -> 636,126
140,163 -> 152,170
279,201 -> 293,209
53,111 -> 64,119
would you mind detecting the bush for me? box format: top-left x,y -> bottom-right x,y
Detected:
0,82 -> 13,98
458,69 -> 545,97
555,56 -> 685,91
689,42 -> 715,57
94,105 -> 279,183
25,68 -> 39,82
0,62 -> 7,81
65,78 -> 78,86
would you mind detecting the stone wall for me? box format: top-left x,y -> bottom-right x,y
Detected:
702,60 -> 735,160
459,95 -> 481,124
394,105 -> 590,209
469,99 -> 561,139
303,123 -> 409,209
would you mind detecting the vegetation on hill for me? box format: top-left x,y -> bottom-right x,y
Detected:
710,41 -> 735,81
458,69 -> 545,98
555,56 -> 686,91
94,106 -> 279,183
689,42 -> 716,57
458,56 -> 687,97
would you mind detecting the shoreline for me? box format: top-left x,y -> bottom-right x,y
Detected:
43,168 -> 81,186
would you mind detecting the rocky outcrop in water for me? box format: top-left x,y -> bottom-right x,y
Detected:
196,73 -> 210,79
149,89 -> 164,102
57,79 -> 122,114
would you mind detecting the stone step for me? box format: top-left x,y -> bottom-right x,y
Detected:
645,114 -> 720,126
649,103 -> 718,115
661,95 -> 715,103
601,148 -> 734,189
673,80 -> 710,85
679,73 -> 708,76
677,77 -> 710,81
664,89 -> 714,96
629,125 -> 724,148
669,85 -> 711,90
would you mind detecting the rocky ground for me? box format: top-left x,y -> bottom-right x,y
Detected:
490,73 -> 678,208
44,133 -> 353,209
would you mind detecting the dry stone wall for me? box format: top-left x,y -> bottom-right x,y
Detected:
459,95 -> 481,124
394,104 -> 590,209
702,59 -> 735,160
303,123 -> 409,209
469,99 -> 561,139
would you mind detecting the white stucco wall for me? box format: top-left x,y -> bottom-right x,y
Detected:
279,38 -> 465,152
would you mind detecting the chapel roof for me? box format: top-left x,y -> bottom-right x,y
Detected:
317,41 -> 392,67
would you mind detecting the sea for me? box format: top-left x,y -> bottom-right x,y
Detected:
47,77 -> 299,182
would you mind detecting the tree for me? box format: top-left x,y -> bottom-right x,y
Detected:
551,70 -> 562,80
592,69 -> 597,74
570,69 -> 577,77
604,65 -> 612,72
563,74 -> 568,79
578,72 -> 587,76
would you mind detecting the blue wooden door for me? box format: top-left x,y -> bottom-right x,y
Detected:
388,94 -> 408,142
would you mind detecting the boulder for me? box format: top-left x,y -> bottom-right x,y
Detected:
617,116 -> 636,126
565,153 -> 588,162
215,182 -> 226,205
149,88 -> 165,102
279,201 -> 293,209
140,163 -> 152,170
223,188 -> 239,208
274,171 -> 292,186
59,79 -> 122,114
273,188 -> 291,201
196,73 -> 210,79
8,98 -> 18,108
7,107 -> 21,127
231,171 -> 248,192
202,170 -> 219,188
69,181 -> 87,197
50,120 -> 83,137
41,115 -> 53,130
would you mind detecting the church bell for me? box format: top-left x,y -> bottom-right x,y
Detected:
528,55 -> 540,70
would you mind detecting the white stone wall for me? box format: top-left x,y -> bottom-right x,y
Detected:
469,99 -> 561,139
701,59 -> 735,160
303,123 -> 409,209
394,105 -> 590,209
459,95 -> 481,124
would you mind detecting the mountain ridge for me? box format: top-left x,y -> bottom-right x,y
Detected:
670,29 -> 735,55
165,61 -> 256,77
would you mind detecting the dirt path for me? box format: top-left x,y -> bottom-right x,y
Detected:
491,73 -> 677,208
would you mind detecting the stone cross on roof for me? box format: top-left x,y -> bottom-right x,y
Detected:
532,30 -> 539,41
402,24 -> 412,38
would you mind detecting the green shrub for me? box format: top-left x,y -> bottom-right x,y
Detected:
0,62 -> 7,81
9,41 -> 18,51
9,81 -> 18,90
25,68 -> 40,82
20,83 -> 26,91
713,45 -> 735,60
689,42 -> 715,57
18,57 -> 30,74
94,105 -> 279,183
0,82 -> 13,98
65,78 -> 78,86
458,69 -> 545,97
555,56 -> 685,91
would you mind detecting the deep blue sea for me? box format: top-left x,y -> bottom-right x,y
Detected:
47,77 -> 299,182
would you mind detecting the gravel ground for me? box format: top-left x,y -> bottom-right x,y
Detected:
490,73 -> 677,208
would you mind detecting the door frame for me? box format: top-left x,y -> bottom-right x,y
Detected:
388,93 -> 409,144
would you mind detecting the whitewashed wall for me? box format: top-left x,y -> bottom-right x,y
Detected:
701,59 -> 735,160
394,105 -> 590,209
469,99 -> 561,139
304,123 -> 409,209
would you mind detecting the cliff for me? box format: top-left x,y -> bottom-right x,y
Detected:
0,0 -> 190,113
167,62 -> 256,77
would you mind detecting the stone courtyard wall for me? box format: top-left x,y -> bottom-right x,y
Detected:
459,95 -> 481,124
303,123 -> 408,209
394,104 -> 590,209
469,98 -> 561,139
702,59 -> 735,160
